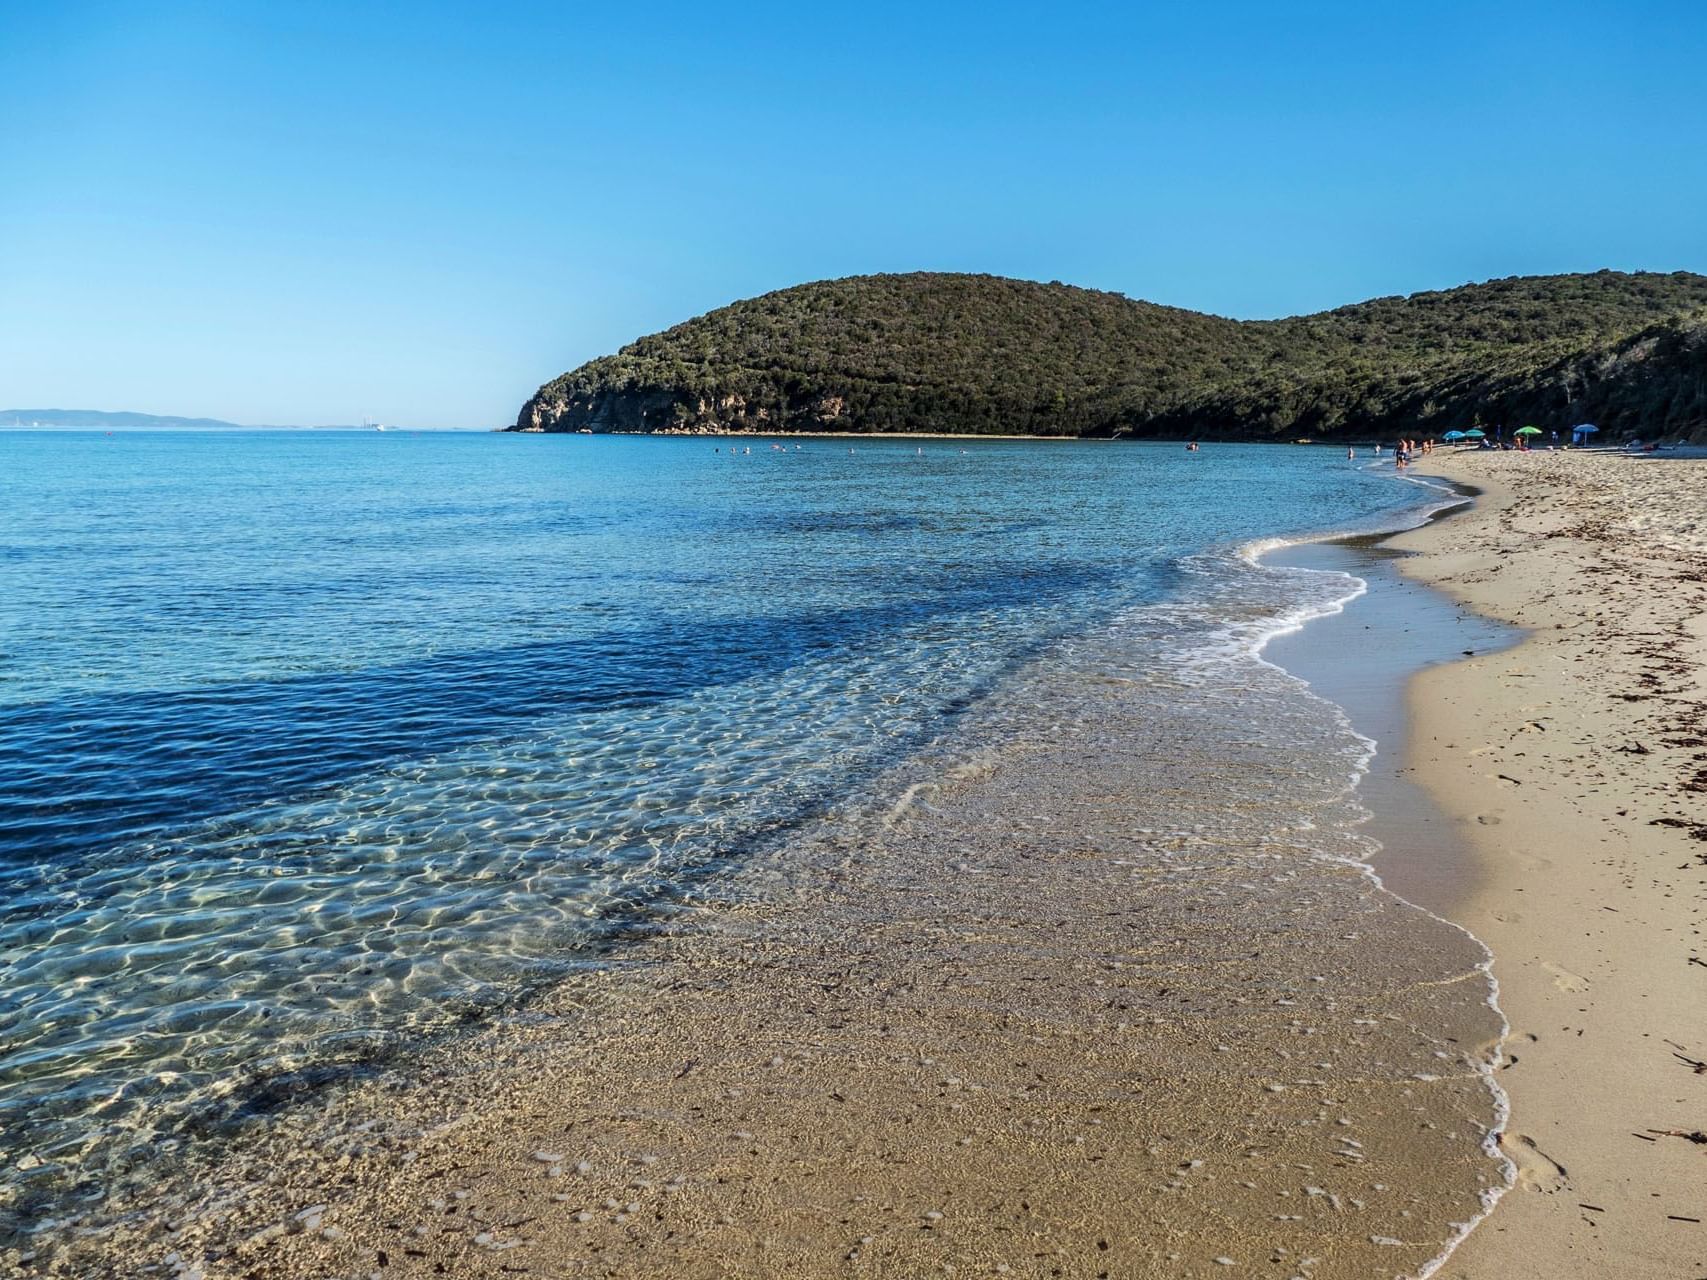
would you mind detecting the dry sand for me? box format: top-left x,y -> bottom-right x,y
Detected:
1393,450 -> 1707,1278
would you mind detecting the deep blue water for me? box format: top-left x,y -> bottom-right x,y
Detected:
0,430 -> 1434,1193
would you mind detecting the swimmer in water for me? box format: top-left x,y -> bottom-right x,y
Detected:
1347,447 -> 1355,461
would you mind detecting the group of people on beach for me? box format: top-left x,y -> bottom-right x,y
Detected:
1349,437 -> 1433,466
1393,437 -> 1431,468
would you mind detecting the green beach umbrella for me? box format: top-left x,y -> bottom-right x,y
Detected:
1514,425 -> 1543,436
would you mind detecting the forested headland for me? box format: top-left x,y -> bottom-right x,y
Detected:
516,271 -> 1707,442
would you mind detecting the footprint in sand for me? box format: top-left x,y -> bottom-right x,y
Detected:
1502,1132 -> 1570,1194
1540,961 -> 1589,993
1477,814 -> 1503,825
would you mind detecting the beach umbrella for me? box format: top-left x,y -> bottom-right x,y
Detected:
1571,423 -> 1600,444
1464,428 -> 1486,439
1514,426 -> 1543,436
1442,430 -> 1465,441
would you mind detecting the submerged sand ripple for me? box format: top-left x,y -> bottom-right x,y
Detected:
37,553 -> 1509,1279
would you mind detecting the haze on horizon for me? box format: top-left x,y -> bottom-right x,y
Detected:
2,1 -> 1704,430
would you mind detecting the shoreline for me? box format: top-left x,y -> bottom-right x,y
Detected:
1262,510 -> 1517,917
52,473 -> 1521,1280
508,429 -> 1351,444
1389,451 -> 1706,1277
1255,511 -> 1527,1279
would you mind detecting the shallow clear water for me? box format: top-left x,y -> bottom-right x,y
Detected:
0,430 -> 1437,1222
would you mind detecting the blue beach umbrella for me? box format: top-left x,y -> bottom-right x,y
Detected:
1442,430 -> 1465,441
1571,423 -> 1599,445
1463,428 -> 1486,439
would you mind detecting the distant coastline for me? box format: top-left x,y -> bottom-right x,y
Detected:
2,408 -> 246,430
1,410 -> 475,432
512,426 -> 1344,444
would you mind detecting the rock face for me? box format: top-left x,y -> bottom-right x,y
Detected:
516,271 -> 1707,440
517,387 -> 783,435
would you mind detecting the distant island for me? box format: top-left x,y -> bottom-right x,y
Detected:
3,409 -> 249,430
2,410 -> 423,431
515,270 -> 1707,442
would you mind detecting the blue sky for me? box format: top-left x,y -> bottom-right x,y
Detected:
2,1 -> 1703,428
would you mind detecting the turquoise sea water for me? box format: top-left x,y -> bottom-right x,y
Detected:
0,430 -> 1442,1235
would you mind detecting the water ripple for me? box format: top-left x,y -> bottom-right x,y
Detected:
0,430 -> 1433,1228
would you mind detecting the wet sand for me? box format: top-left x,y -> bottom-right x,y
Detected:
1391,451 -> 1707,1278
52,536 -> 1517,1280
1263,535 -> 1515,917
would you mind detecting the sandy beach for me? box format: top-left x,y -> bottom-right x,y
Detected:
1394,450 -> 1707,1277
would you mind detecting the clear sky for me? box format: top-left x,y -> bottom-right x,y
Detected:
3,1 -> 1704,428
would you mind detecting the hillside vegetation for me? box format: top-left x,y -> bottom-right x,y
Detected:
516,271 -> 1707,441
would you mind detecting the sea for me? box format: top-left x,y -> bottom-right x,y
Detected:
0,430 -> 1476,1253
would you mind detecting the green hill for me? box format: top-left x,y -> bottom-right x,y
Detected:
516,271 -> 1707,441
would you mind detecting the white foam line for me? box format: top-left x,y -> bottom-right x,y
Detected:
1232,479 -> 1468,569
1243,495 -> 1517,1280
926,468 -> 1512,1276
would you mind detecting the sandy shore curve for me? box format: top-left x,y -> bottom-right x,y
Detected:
1395,449 -> 1706,1278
